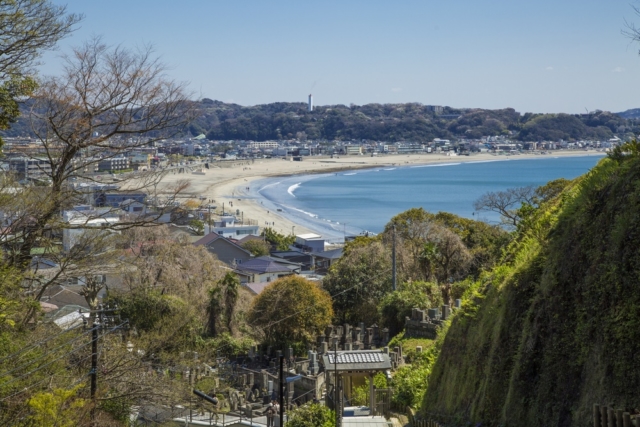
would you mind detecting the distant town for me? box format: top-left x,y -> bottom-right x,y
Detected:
1,133 -> 619,181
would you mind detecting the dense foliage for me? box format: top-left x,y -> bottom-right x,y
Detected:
242,239 -> 271,256
378,281 -> 442,337
3,99 -> 636,142
322,237 -> 392,325
262,227 -> 296,251
285,403 -> 335,427
421,153 -> 640,426
249,276 -> 333,351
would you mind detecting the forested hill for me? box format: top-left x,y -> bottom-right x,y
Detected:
421,149 -> 640,425
3,99 -> 639,142
190,101 -> 633,142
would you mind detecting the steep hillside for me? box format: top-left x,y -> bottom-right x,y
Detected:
422,152 -> 640,426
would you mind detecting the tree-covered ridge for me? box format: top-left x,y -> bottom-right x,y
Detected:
192,102 -> 633,142
3,99 -> 636,142
421,149 -> 640,426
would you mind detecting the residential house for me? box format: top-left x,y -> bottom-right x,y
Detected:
310,248 -> 343,273
293,233 -> 325,253
270,250 -> 314,270
234,256 -> 301,284
194,232 -> 252,266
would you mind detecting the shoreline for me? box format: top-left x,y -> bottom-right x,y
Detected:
157,151 -> 606,241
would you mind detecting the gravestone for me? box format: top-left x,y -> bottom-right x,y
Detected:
308,351 -> 319,375
441,305 -> 451,320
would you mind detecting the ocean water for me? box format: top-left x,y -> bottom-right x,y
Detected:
249,155 -> 604,242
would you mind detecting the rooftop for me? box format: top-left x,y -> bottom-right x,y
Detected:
321,350 -> 392,372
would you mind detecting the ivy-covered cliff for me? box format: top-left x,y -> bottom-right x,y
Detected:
422,149 -> 640,426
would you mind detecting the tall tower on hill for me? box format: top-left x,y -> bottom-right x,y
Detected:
308,94 -> 313,112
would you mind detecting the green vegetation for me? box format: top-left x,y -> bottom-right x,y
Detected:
3,99 -> 635,142
262,227 -> 296,250
350,372 -> 387,406
248,275 -> 333,352
27,384 -> 87,427
323,237 -> 392,325
242,239 -> 271,256
324,210 -> 509,326
286,403 -> 335,427
189,219 -> 205,235
389,323 -> 450,408
378,281 -> 442,337
420,153 -> 640,425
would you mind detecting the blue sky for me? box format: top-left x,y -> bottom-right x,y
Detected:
42,0 -> 640,113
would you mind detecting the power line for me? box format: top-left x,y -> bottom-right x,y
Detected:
0,324 -> 83,365
0,326 -> 94,380
0,321 -> 128,391
0,350 -> 97,402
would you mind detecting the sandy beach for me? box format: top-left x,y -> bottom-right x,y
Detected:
156,151 -> 606,239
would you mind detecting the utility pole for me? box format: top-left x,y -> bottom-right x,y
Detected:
279,355 -> 284,427
392,224 -> 397,291
334,345 -> 340,427
84,304 -> 124,426
208,203 -> 212,234
90,323 -> 98,423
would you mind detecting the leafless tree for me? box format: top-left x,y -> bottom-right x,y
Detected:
0,38 -> 196,324
473,186 -> 536,228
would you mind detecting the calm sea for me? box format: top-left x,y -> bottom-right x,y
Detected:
249,155 -> 604,242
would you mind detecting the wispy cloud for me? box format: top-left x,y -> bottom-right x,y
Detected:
545,66 -> 554,71
391,87 -> 403,92
612,67 -> 625,73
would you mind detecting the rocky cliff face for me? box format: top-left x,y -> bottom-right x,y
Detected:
422,154 -> 640,426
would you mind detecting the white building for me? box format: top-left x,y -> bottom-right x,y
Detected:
204,215 -> 259,239
62,207 -> 120,252
248,141 -> 279,149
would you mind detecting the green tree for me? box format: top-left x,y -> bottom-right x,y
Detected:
27,384 -> 87,427
285,403 -> 335,427
263,227 -> 295,250
322,238 -> 392,325
242,239 -> 271,256
249,276 -> 333,349
189,219 -> 205,235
